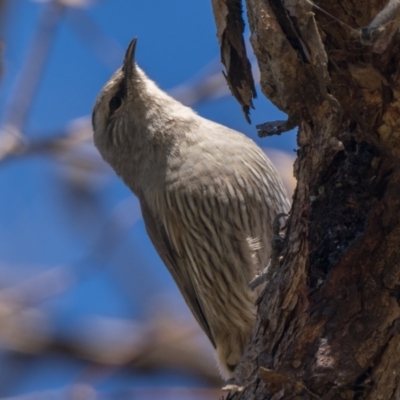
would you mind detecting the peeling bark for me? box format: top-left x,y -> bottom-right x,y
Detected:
211,0 -> 256,122
211,0 -> 400,399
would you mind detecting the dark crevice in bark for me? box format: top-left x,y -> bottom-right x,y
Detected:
307,140 -> 379,290
267,0 -> 310,63
353,366 -> 373,399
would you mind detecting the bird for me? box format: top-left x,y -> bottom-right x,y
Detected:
92,37 -> 291,379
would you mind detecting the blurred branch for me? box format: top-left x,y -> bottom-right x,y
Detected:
0,117 -> 101,170
0,265 -> 75,308
0,0 -> 66,169
170,49 -> 259,107
66,8 -> 124,71
0,302 -> 222,385
169,59 -> 231,106
0,237 -> 221,382
2,1 -> 65,134
72,311 -> 220,383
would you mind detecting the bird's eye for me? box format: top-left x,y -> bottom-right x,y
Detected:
109,96 -> 122,113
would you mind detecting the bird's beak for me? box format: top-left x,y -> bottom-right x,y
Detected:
123,37 -> 138,79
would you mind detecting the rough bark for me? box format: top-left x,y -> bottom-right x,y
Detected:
212,0 -> 400,399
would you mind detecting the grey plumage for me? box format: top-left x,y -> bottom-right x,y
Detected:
92,38 -> 291,379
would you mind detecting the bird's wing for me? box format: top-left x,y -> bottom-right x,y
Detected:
140,198 -> 216,348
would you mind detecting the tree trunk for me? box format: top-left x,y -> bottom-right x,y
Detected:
212,0 -> 400,399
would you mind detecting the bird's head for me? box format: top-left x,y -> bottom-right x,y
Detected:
92,37 -> 199,194
92,38 -> 165,193
92,37 -> 141,159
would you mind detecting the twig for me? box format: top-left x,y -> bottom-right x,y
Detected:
257,118 -> 298,137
